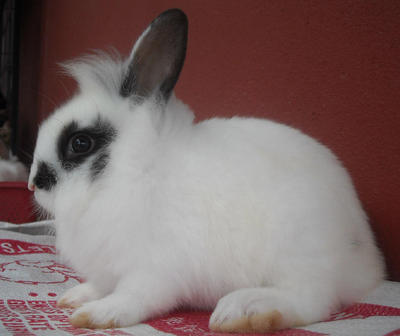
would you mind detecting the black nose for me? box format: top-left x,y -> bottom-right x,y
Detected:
33,162 -> 58,191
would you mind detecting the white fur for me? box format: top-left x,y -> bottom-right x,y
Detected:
0,156 -> 28,182
29,10 -> 383,331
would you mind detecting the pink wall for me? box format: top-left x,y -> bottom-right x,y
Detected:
18,0 -> 400,280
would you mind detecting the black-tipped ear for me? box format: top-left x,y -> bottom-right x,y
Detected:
120,9 -> 188,102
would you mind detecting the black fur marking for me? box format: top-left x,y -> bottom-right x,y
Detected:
120,9 -> 188,102
33,161 -> 58,191
57,118 -> 116,172
90,151 -> 110,180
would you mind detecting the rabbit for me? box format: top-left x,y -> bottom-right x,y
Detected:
0,120 -> 28,182
28,8 -> 384,333
0,155 -> 28,182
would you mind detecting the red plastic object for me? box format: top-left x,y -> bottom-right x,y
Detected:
0,182 -> 36,224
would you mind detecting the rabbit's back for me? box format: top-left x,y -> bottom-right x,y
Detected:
162,115 -> 383,305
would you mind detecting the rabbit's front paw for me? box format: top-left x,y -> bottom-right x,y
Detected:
69,293 -> 142,329
58,283 -> 100,309
70,301 -> 118,329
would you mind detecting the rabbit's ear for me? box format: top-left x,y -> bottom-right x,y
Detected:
120,9 -> 188,102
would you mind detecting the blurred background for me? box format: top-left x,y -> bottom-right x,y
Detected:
0,0 -> 399,280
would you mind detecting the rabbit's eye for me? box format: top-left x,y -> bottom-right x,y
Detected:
58,119 -> 116,174
70,134 -> 94,154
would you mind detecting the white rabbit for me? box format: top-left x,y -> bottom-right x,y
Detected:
0,121 -> 28,182
0,155 -> 28,181
28,9 -> 384,333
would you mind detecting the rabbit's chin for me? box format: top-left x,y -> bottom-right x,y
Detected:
33,190 -> 55,219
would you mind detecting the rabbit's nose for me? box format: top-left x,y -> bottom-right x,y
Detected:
28,183 -> 35,191
31,162 -> 58,191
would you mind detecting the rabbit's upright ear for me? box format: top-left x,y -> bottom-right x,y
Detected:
120,9 -> 188,102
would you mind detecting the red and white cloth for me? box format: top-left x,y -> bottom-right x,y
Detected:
0,221 -> 399,336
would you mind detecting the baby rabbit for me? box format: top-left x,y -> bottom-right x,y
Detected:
28,9 -> 383,333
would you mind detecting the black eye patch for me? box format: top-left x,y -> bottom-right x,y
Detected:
91,152 -> 110,180
33,161 -> 58,191
57,118 -> 116,173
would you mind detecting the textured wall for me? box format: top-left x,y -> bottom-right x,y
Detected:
18,0 -> 400,280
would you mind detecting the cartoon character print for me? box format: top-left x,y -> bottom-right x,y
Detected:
0,260 -> 83,285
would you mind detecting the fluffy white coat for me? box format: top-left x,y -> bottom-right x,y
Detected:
28,9 -> 383,333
